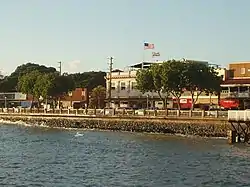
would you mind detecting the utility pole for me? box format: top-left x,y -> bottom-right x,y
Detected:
58,61 -> 62,75
107,57 -> 114,108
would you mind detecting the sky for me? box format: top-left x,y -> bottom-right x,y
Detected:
0,0 -> 250,75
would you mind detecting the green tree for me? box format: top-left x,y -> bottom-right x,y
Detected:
150,64 -> 167,107
50,75 -> 75,99
164,60 -> 187,110
204,68 -> 222,106
18,70 -> 42,107
69,71 -> 106,90
0,72 -> 4,80
34,73 -> 55,108
136,65 -> 169,108
89,85 -> 106,108
34,73 -> 75,109
0,72 -> 4,91
136,68 -> 154,93
184,62 -> 207,110
0,63 -> 56,92
185,62 -> 222,110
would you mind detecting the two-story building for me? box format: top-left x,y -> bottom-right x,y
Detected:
60,88 -> 89,109
106,59 -> 223,109
220,62 -> 250,109
106,61 -> 170,109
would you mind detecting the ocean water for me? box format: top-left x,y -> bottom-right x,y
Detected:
0,122 -> 250,187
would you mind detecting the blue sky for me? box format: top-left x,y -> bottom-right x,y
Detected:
0,0 -> 250,75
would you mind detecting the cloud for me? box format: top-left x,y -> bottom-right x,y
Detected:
64,60 -> 81,73
0,69 -> 7,76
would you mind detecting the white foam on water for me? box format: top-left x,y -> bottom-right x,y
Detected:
74,132 -> 84,137
0,119 -> 31,126
0,119 -> 90,131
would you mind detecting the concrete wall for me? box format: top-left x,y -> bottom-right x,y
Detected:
0,115 -> 229,137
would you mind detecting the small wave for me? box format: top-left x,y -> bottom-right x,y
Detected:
74,132 -> 84,137
0,119 -> 49,128
0,119 -> 31,126
0,119 -> 91,131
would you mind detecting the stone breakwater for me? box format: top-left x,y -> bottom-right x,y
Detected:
0,114 -> 229,137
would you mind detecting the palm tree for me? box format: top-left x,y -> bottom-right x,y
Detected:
89,85 -> 106,108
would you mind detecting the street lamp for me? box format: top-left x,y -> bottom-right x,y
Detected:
88,95 -> 91,108
146,95 -> 149,109
4,96 -> 7,108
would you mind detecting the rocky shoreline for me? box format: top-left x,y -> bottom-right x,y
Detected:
0,114 -> 229,137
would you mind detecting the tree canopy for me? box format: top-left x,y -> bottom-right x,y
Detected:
0,63 -> 57,92
89,85 -> 106,108
0,63 -> 106,93
18,71 -> 75,107
161,60 -> 188,109
68,71 -> 106,90
18,70 -> 41,98
136,60 -> 222,110
136,64 -> 169,108
136,68 -> 154,93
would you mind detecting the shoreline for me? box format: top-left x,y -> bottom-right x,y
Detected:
0,113 -> 229,138
0,119 -> 227,141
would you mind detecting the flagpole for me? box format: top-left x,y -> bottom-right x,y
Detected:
142,41 -> 145,69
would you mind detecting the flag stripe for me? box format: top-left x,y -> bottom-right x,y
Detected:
144,42 -> 154,50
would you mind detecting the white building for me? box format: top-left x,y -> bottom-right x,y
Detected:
106,61 -> 170,109
0,92 -> 27,108
106,59 -> 225,109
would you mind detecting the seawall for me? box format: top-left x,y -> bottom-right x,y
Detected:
0,113 -> 229,137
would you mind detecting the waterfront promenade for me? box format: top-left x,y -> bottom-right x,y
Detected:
0,108 -> 228,119
0,108 -> 228,138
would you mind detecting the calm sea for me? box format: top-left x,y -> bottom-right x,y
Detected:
0,122 -> 250,187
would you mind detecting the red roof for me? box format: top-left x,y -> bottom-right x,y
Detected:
61,88 -> 89,102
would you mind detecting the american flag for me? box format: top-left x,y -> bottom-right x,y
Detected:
144,42 -> 154,50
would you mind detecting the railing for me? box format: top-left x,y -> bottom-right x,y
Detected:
0,108 -> 228,119
228,110 -> 250,121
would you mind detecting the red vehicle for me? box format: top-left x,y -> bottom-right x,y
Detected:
219,99 -> 239,109
173,98 -> 192,109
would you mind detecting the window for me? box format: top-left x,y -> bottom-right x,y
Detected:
111,82 -> 116,90
241,68 -> 245,74
131,82 -> 137,90
121,82 -> 126,90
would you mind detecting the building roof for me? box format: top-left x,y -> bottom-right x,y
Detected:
61,88 -> 88,102
222,79 -> 250,85
229,61 -> 250,65
129,61 -> 163,69
129,61 -> 154,68
112,69 -> 123,72
128,59 -> 220,70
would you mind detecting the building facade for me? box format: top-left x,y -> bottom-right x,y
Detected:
220,62 -> 250,109
106,59 -> 223,109
60,88 -> 89,109
106,68 -> 170,109
229,62 -> 250,79
0,92 -> 27,108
